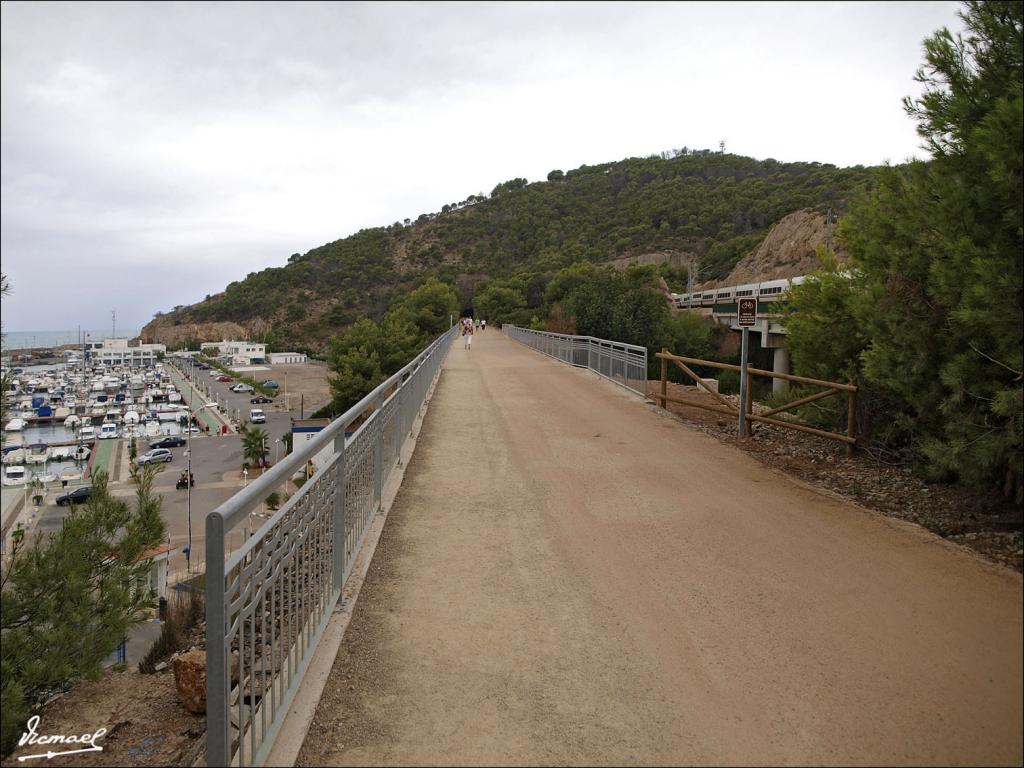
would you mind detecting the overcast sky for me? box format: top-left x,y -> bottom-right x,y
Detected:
1,1 -> 964,333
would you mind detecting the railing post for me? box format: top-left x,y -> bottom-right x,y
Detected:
205,512 -> 229,767
395,379 -> 405,466
846,378 -> 857,457
373,395 -> 383,508
332,432 -> 347,592
660,349 -> 668,409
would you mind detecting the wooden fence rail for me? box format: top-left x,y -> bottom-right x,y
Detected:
654,349 -> 858,454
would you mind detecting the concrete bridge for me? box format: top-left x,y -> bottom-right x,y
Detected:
207,329 -> 1023,767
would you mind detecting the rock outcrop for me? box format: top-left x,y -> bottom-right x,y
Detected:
709,209 -> 846,288
140,318 -> 251,347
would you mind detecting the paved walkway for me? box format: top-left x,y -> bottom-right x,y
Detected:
164,365 -> 232,433
298,331 -> 1023,766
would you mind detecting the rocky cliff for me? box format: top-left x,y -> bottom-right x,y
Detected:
140,318 -> 255,348
706,209 -> 846,288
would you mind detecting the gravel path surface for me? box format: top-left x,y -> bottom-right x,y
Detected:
298,331 -> 1023,767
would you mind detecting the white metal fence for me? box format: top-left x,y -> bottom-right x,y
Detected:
501,325 -> 648,396
204,326 -> 456,766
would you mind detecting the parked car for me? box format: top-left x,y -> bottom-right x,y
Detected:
249,408 -> 266,424
216,375 -> 233,382
149,436 -> 186,449
261,380 -> 279,389
250,395 -> 273,404
56,486 -> 93,506
136,448 -> 173,465
231,383 -> 254,393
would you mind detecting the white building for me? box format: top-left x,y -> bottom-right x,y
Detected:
85,338 -> 166,368
200,340 -> 267,366
267,352 -> 307,365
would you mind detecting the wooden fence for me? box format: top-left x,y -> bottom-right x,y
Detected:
654,349 -> 858,454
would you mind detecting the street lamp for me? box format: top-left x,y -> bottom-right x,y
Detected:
185,400 -> 215,573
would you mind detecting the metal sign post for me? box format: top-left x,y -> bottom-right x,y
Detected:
737,298 -> 757,438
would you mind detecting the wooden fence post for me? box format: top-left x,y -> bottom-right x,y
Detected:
660,349 -> 668,409
846,377 -> 857,456
744,368 -> 754,437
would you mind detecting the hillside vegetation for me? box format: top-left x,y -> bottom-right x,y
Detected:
144,152 -> 873,351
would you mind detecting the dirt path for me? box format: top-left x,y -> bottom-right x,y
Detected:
298,331 -> 1023,766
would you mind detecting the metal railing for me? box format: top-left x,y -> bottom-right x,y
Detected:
205,326 -> 456,767
502,326 -> 648,396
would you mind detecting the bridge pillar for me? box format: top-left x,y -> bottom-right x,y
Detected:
773,347 -> 790,394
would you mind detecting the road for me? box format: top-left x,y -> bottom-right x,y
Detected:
298,330 -> 1023,766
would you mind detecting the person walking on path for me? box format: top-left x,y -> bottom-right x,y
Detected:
462,317 -> 474,350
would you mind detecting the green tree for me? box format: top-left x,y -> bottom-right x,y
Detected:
1,469 -> 166,756
240,426 -> 270,467
474,280 -> 528,325
794,1 -> 1023,497
395,278 -> 459,335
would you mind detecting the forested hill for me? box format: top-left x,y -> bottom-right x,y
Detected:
143,150 -> 875,351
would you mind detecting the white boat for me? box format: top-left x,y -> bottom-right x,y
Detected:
123,410 -> 140,424
60,467 -> 82,483
79,425 -> 97,441
54,406 -> 71,420
2,448 -> 26,465
4,418 -> 26,432
36,472 -> 57,484
24,444 -> 48,465
3,466 -> 30,486
73,445 -> 91,462
48,446 -> 73,461
64,414 -> 81,429
104,409 -> 121,423
145,421 -> 160,437
99,423 -> 119,439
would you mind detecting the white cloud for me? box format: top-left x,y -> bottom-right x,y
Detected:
1,0 -> 964,331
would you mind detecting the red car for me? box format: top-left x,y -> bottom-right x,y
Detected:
216,375 -> 233,382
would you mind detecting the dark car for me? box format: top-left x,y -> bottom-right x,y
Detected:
250,396 -> 273,404
150,436 -> 186,449
56,486 -> 93,506
261,380 -> 279,389
216,375 -> 233,382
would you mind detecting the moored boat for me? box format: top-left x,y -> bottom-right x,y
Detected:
2,448 -> 26,465
24,444 -> 48,464
3,465 -> 30,486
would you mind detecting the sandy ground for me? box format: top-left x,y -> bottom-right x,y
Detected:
298,330 -> 1022,766
266,362 -> 332,416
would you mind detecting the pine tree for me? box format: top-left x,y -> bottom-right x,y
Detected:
1,469 -> 167,755
840,1 -> 1022,497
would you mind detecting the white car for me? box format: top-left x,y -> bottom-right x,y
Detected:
230,383 -> 254,393
249,408 -> 266,424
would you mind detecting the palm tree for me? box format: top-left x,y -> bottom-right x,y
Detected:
240,426 -> 269,468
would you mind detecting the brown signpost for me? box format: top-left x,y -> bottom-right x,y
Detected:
738,297 -> 757,327
737,298 -> 757,436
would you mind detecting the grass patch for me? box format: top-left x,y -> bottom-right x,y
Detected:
138,589 -> 204,674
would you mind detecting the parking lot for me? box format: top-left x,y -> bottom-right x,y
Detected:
28,359 -> 332,576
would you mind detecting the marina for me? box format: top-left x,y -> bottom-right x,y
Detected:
2,356 -> 200,489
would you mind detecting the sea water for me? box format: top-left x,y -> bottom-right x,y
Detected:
2,328 -> 142,351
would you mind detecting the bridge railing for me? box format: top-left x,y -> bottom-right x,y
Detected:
502,325 -> 648,396
205,326 -> 456,767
